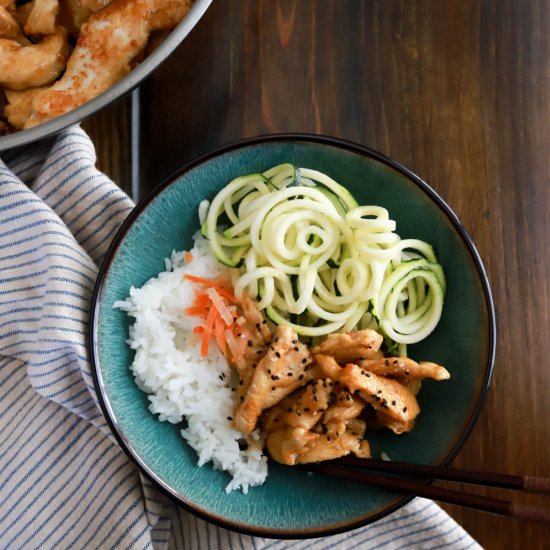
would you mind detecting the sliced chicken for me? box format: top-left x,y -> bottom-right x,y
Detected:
359,357 -> 450,382
80,0 -> 114,11
0,5 -> 21,38
58,0 -> 92,35
311,329 -> 384,362
25,0 -> 192,128
265,381 -> 370,465
24,0 -> 59,35
4,86 -> 47,129
263,379 -> 331,433
0,26 -> 69,90
337,363 -> 420,434
230,295 -> 272,405
234,325 -> 312,434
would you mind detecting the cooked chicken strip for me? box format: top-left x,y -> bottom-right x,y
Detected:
24,0 -> 59,35
311,329 -> 384,362
311,353 -> 343,380
322,391 -> 366,439
359,357 -> 450,382
0,26 -> 69,90
265,381 -> 370,465
263,379 -> 331,433
0,5 -> 21,38
0,0 -> 14,13
58,0 -> 92,35
80,0 -> 114,11
234,325 -> 312,434
230,295 -> 272,404
25,0 -> 192,128
4,86 -> 47,129
241,294 -> 272,344
338,363 -> 420,434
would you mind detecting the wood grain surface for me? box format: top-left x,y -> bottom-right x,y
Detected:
87,1 -> 550,547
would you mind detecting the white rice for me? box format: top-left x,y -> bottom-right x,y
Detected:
114,234 -> 268,493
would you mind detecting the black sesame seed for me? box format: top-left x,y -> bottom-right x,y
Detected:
392,400 -> 396,406
304,407 -> 311,412
267,369 -> 271,374
361,370 -> 366,375
239,380 -> 243,386
255,323 -> 261,330
227,416 -> 233,421
257,350 -> 263,355
302,358 -> 307,364
377,390 -> 382,394
270,345 -> 275,351
262,319 -> 267,324
288,372 -> 293,377
271,386 -> 275,391
275,336 -> 279,342
299,374 -> 304,380
275,351 -> 281,358
365,373 -> 371,377
405,370 -> 410,376
292,339 -> 297,344
296,411 -> 302,416
287,407 -> 292,413
384,359 -> 390,366
240,396 -> 244,402
231,388 -> 236,392
294,346 -> 299,352
403,407 -> 408,412
393,359 -> 399,364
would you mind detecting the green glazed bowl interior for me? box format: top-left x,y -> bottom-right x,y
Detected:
91,135 -> 495,538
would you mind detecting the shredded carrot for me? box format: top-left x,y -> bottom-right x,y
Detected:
214,316 -> 227,356
184,251 -> 194,263
199,305 -> 217,357
182,274 -> 238,303
183,273 -> 252,363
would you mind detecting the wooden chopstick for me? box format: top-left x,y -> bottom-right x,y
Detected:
295,462 -> 550,526
333,456 -> 550,495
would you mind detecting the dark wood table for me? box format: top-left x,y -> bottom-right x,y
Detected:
84,1 -> 550,547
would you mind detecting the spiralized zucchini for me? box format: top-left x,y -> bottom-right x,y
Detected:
199,164 -> 446,353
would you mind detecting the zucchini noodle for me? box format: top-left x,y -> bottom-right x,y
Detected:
200,164 -> 446,353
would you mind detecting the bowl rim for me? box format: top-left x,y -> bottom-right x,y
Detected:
90,133 -> 497,538
0,0 -> 212,152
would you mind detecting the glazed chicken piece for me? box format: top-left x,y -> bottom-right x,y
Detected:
0,26 -> 69,90
265,381 -> 370,465
0,5 -> 21,38
80,0 -> 114,11
234,325 -> 312,434
359,357 -> 450,382
58,0 -> 93,36
311,329 -> 384,363
4,86 -> 47,129
25,0 -> 192,128
230,295 -> 272,405
338,362 -> 420,434
24,0 -> 59,35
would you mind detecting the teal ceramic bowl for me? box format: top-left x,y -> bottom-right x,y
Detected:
90,135 -> 495,538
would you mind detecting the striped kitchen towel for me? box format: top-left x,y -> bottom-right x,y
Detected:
0,126 -> 481,550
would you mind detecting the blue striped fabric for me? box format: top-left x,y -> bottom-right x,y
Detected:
0,127 -> 481,550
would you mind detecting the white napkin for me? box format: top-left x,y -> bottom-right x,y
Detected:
0,126 -> 481,550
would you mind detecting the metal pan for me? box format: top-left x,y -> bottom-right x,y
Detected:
0,0 -> 212,152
